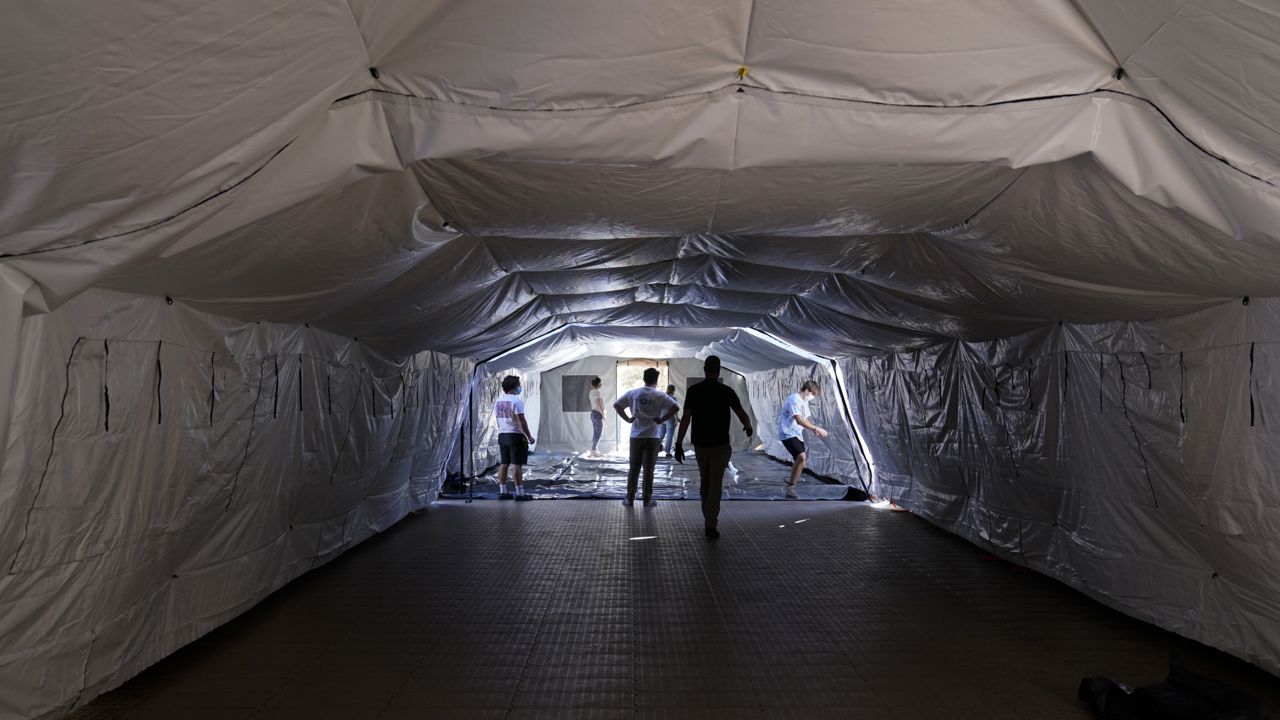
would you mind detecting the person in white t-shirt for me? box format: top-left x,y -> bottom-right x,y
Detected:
493,375 -> 536,501
613,368 -> 679,507
778,380 -> 828,498
587,376 -> 605,457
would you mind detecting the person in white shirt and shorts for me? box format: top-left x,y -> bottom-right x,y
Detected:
494,375 -> 536,501
778,380 -> 828,498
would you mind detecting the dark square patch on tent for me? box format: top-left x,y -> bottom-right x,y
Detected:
562,375 -> 597,412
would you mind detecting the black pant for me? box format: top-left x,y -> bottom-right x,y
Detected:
695,444 -> 732,528
627,438 -> 661,501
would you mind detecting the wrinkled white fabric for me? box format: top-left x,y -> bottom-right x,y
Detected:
6,1 -> 1280,716
0,291 -> 470,719
846,297 -> 1280,673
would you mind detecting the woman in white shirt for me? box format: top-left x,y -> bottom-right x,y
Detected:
588,376 -> 605,457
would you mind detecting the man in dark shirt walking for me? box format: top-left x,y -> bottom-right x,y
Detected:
674,356 -> 753,539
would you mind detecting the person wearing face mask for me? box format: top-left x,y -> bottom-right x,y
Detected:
778,380 -> 828,498
494,375 -> 535,501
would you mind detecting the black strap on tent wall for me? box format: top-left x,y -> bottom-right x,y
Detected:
1249,342 -> 1256,427
271,355 -> 279,419
991,365 -> 1021,483
1116,354 -> 1158,508
386,374 -> 411,467
225,357 -> 268,511
103,340 -> 110,432
1179,351 -> 1186,424
1062,351 -> 1069,404
9,337 -> 85,575
456,397 -> 467,482
1025,360 -> 1034,411
208,352 -> 216,426
466,377 -> 477,491
1098,353 -> 1107,413
155,341 -> 163,425
327,368 -> 363,486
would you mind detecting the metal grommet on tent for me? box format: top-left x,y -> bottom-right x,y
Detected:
1243,296 -> 1251,305
369,67 -> 380,79
164,296 -> 173,305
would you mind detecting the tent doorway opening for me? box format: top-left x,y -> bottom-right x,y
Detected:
614,359 -> 669,453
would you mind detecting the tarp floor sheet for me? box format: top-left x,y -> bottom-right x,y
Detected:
444,450 -> 850,501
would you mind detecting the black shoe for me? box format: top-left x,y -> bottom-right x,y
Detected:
704,527 -> 720,540
622,497 -> 634,507
499,492 -> 514,500
643,499 -> 657,507
514,494 -> 533,502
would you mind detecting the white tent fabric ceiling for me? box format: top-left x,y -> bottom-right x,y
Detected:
92,151 -> 1271,359
5,1 -> 1280,716
4,0 -> 1280,349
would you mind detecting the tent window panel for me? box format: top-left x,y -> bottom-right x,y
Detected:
561,375 -> 598,412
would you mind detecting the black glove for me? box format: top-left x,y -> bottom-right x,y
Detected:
674,444 -> 685,464
743,425 -> 753,437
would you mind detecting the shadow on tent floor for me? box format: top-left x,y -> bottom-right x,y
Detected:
444,449 -> 852,500
68,501 -> 1280,719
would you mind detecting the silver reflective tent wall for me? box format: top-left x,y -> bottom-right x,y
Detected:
4,2 -> 1280,717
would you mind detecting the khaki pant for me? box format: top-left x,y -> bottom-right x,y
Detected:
627,437 -> 661,501
695,444 -> 732,528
